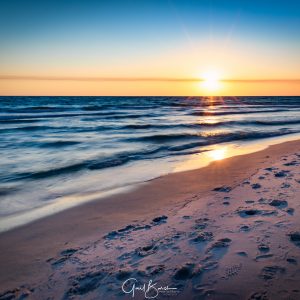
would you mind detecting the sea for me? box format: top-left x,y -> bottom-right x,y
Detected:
1,96 -> 300,231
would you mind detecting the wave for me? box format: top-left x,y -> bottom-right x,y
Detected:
38,141 -> 81,148
106,118 -> 300,130
3,128 -> 299,183
0,119 -> 41,124
1,146 -> 167,182
126,133 -> 204,143
0,125 -> 55,133
125,126 -> 300,144
0,111 -> 156,122
255,120 -> 300,126
166,128 -> 300,152
190,108 -> 291,116
2,117 -> 300,136
190,119 -> 300,128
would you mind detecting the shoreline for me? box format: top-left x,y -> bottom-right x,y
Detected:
0,138 -> 300,297
1,132 -> 300,234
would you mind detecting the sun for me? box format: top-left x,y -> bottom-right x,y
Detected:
200,70 -> 221,94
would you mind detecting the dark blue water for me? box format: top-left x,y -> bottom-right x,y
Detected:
0,96 -> 300,222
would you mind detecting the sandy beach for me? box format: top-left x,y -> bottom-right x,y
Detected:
0,139 -> 299,299
1,0 -> 300,298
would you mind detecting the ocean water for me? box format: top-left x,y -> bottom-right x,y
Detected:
0,96 -> 300,228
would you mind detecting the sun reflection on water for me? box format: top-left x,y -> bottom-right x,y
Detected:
208,147 -> 227,161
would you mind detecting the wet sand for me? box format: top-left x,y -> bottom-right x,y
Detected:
0,139 -> 300,299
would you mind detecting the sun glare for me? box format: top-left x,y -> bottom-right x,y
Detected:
201,71 -> 221,94
208,147 -> 227,161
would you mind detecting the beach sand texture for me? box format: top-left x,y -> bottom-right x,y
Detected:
0,139 -> 300,299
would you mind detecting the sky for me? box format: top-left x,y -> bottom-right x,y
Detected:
0,0 -> 299,96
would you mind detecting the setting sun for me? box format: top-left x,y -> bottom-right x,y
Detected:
201,71 -> 222,94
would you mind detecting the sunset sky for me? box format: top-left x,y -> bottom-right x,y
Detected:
0,0 -> 299,96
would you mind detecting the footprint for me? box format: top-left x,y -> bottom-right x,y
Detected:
213,186 -> 232,192
258,244 -> 270,252
191,232 -> 214,243
48,248 -> 79,267
288,232 -> 300,247
104,223 -> 152,240
115,269 -> 132,281
259,265 -> 285,280
240,225 -> 251,232
152,215 -> 168,225
286,208 -> 294,215
248,291 -> 268,300
145,265 -> 165,276
136,242 -> 158,257
173,263 -> 201,280
251,183 -> 261,189
284,160 -> 298,166
66,270 -> 106,296
207,238 -> 232,260
274,170 -> 289,178
237,208 -> 276,218
193,218 -> 208,230
286,257 -> 297,265
255,254 -> 273,261
269,199 -> 288,208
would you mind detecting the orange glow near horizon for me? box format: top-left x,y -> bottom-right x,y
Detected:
0,78 -> 299,96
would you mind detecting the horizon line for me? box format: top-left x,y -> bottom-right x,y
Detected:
1,75 -> 300,83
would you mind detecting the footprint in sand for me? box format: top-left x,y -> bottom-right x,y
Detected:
248,291 -> 268,300
173,263 -> 202,281
210,238 -> 232,249
255,254 -> 274,261
48,248 -> 79,267
66,270 -> 107,297
258,244 -> 270,252
151,215 -> 168,225
251,183 -> 261,189
191,232 -> 214,243
240,225 -> 251,232
237,208 -> 277,218
259,265 -> 285,280
206,238 -> 232,260
135,242 -> 158,257
274,170 -> 290,178
281,183 -> 291,188
193,218 -> 209,230
104,223 -> 152,240
0,287 -> 34,300
213,186 -> 232,192
286,207 -> 294,215
284,160 -> 299,166
115,269 -> 132,281
145,264 -> 165,276
202,260 -> 219,271
286,257 -> 297,265
288,232 -> 300,247
269,199 -> 288,208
